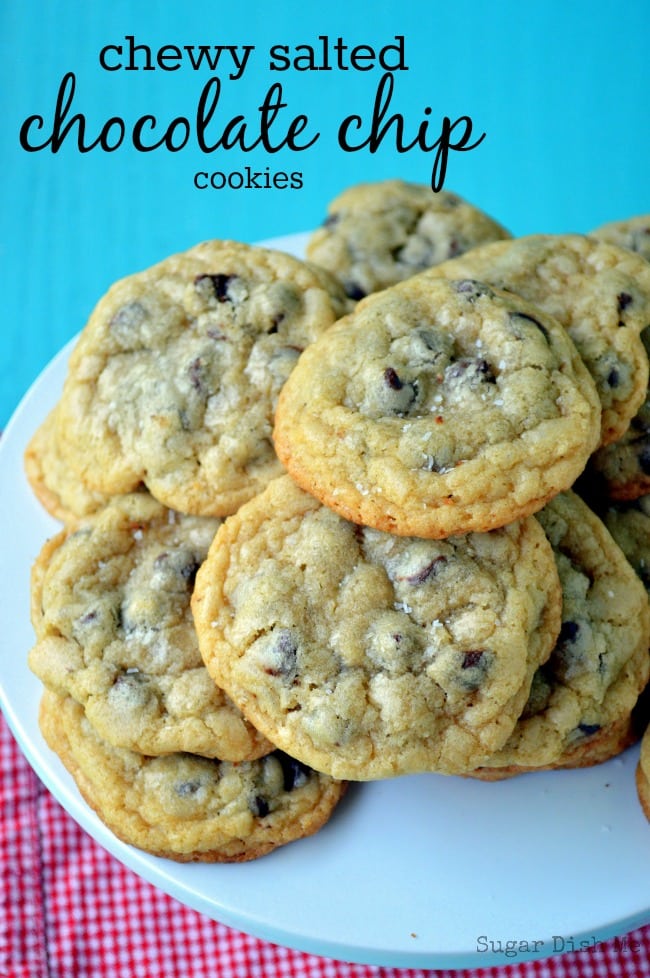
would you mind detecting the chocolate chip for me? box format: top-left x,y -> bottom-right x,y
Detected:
452,279 -> 493,301
384,367 -> 404,390
194,273 -> 238,302
446,357 -> 496,384
343,280 -> 367,301
458,649 -> 491,691
462,650 -> 485,669
509,311 -> 550,343
176,780 -> 202,797
109,667 -> 152,710
521,665 -> 553,719
577,722 -> 601,737
631,414 -> 650,435
606,367 -> 620,388
249,794 -> 270,817
180,558 -> 201,585
558,620 -> 580,644
391,244 -> 409,262
276,752 -> 311,791
78,610 -> 98,625
118,601 -> 146,637
380,368 -> 419,415
152,551 -> 201,588
188,356 -> 206,393
263,628 -> 298,681
476,359 -> 496,380
617,292 -> 634,312
401,555 -> 448,585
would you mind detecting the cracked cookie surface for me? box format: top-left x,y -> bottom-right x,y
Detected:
192,476 -> 561,780
473,491 -> 650,776
55,240 -> 349,517
306,179 -> 510,299
273,275 -> 601,539
429,233 -> 650,446
39,692 -> 345,862
29,493 -> 271,761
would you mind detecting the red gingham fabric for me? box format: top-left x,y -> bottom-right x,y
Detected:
3,710 -> 650,978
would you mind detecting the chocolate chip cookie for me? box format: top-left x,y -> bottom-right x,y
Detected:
273,276 -> 601,539
39,692 -> 345,862
192,476 -> 561,780
429,233 -> 650,446
29,493 -> 271,761
473,491 -> 650,777
306,179 -> 511,299
55,240 -> 350,517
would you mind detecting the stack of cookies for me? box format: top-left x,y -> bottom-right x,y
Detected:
26,239 -> 354,862
25,181 -> 650,862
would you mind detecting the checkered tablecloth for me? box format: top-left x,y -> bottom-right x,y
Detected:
3,711 -> 650,978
